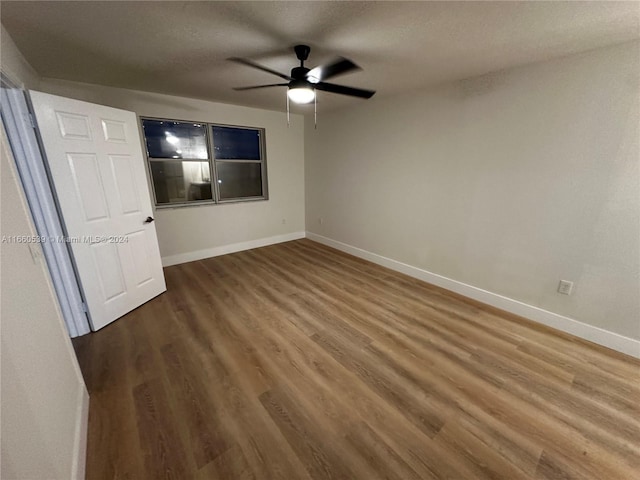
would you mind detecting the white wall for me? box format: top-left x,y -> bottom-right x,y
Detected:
1,129 -> 89,478
39,79 -> 306,265
305,41 -> 640,344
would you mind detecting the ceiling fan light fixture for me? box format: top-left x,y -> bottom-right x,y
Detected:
287,86 -> 315,104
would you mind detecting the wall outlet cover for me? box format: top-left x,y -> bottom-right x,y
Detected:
558,280 -> 574,295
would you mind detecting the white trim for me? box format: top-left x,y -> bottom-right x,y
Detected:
162,231 -> 306,267
305,232 -> 640,359
70,387 -> 89,480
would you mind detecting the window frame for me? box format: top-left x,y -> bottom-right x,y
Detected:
140,116 -> 269,208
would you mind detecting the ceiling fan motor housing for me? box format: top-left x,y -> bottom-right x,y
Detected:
290,66 -> 310,80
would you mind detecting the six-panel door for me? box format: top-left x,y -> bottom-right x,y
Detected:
30,91 -> 166,331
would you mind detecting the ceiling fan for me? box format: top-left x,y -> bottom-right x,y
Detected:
229,45 -> 375,105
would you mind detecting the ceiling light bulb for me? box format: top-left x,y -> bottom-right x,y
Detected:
288,87 -> 315,104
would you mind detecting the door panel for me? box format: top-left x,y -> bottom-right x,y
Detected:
128,230 -> 153,286
101,119 -> 128,143
56,111 -> 92,140
110,155 -> 141,214
30,91 -> 166,330
91,242 -> 127,301
68,153 -> 110,221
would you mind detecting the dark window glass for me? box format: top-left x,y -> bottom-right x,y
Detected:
212,126 -> 261,160
150,160 -> 212,204
217,162 -> 263,199
141,117 -> 266,206
142,119 -> 208,159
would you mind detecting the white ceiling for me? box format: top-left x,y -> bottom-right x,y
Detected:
2,1 -> 639,112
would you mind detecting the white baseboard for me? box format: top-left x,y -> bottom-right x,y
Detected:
71,387 -> 89,480
161,231 -> 306,267
306,231 -> 640,359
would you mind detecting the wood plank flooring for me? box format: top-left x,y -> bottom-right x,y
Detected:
73,239 -> 640,479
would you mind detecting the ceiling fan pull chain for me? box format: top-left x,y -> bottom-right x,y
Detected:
286,91 -> 290,128
314,93 -> 317,130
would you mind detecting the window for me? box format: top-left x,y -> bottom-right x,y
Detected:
141,118 -> 267,207
213,126 -> 264,201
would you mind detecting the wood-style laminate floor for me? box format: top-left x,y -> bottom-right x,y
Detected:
73,239 -> 640,480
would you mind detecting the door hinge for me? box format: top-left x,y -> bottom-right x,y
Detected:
27,113 -> 36,129
81,302 -> 88,313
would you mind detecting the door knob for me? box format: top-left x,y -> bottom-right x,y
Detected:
144,216 -> 155,224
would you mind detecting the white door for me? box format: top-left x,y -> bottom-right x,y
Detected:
30,91 -> 166,331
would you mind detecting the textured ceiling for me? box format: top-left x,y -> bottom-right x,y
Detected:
2,1 -> 639,112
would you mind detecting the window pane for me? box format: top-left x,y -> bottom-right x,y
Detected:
217,162 -> 263,199
212,126 -> 261,160
143,119 -> 208,159
150,160 -> 212,204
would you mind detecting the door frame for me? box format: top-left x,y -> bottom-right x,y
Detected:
0,74 -> 91,337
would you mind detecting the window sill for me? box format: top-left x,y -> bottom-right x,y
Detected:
154,197 -> 268,210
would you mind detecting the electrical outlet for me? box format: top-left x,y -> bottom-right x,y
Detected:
557,280 -> 573,295
318,217 -> 324,225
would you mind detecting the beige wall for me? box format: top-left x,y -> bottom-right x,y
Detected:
39,79 -> 306,264
1,131 -> 88,478
1,24 -> 40,89
1,25 -> 87,479
305,41 -> 640,341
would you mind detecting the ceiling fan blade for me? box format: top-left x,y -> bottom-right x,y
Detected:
315,82 -> 376,99
228,57 -> 292,81
233,83 -> 289,91
307,57 -> 360,83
